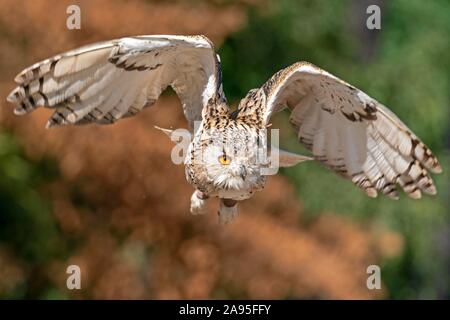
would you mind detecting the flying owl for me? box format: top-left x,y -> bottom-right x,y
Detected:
6,35 -> 442,224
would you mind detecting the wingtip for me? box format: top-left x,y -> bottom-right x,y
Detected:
6,88 -> 19,103
432,164 -> 443,174
366,188 -> 378,198
425,184 -> 437,196
6,94 -> 16,103
14,72 -> 26,84
13,107 -> 27,116
45,121 -> 58,129
408,189 -> 422,200
387,191 -> 400,200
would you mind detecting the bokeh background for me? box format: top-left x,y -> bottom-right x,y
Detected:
0,0 -> 448,299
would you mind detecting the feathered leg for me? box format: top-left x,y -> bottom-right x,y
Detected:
190,190 -> 209,215
218,199 -> 238,225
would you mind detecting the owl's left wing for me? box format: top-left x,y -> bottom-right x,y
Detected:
6,35 -> 225,131
243,62 -> 442,199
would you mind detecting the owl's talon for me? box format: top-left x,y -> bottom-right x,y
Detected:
190,191 -> 208,215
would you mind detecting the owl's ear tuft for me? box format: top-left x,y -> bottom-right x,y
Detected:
201,100 -> 230,122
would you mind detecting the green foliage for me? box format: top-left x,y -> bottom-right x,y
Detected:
0,131 -> 66,298
220,0 -> 450,298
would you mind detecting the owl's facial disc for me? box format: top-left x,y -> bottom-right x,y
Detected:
198,142 -> 260,191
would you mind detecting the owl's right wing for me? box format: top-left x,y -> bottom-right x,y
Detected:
7,35 -> 225,131
238,62 -> 442,199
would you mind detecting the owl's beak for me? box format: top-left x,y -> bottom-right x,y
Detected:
239,165 -> 247,180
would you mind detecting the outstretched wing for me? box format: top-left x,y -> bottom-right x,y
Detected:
6,35 -> 225,131
241,62 -> 442,199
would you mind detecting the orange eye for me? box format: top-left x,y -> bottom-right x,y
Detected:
218,155 -> 231,165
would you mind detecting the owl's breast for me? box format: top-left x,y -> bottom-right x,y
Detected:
185,161 -> 267,201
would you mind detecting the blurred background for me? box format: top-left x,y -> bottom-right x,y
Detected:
0,0 -> 448,299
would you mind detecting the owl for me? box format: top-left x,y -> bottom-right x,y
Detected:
6,35 -> 442,224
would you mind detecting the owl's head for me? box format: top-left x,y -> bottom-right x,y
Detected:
193,126 -> 265,192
